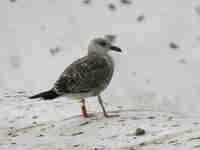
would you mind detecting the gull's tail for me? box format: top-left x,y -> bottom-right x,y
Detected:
29,89 -> 59,100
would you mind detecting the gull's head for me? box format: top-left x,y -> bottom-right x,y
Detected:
88,37 -> 122,55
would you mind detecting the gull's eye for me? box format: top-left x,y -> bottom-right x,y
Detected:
98,41 -> 107,47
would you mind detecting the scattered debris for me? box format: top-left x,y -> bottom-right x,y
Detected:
82,0 -> 91,5
168,139 -> 179,144
171,124 -> 181,127
32,121 -> 37,125
139,142 -> 146,146
169,42 -> 179,49
188,137 -> 200,141
10,0 -> 16,3
106,135 -> 118,139
73,144 -> 80,147
194,144 -> 200,148
178,58 -> 187,64
168,116 -> 173,121
137,15 -> 145,22
145,79 -> 151,84
79,121 -> 90,126
11,142 -> 16,144
153,140 -> 163,145
32,115 -> 38,119
135,128 -> 146,136
131,116 -> 141,120
71,131 -> 84,136
8,131 -> 18,137
40,25 -> 47,31
126,128 -> 146,137
108,3 -> 116,11
132,72 -> 137,76
49,46 -> 62,56
193,122 -> 200,125
195,5 -> 200,16
120,0 -> 132,5
147,116 -> 156,119
10,55 -> 21,69
36,134 -> 45,137
51,124 -> 55,128
117,106 -> 123,109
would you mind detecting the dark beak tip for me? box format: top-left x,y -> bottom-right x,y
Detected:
110,46 -> 122,52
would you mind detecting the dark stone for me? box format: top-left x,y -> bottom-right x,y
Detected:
169,42 -> 179,49
10,0 -> 16,3
120,0 -> 132,5
82,0 -> 91,5
135,128 -> 146,136
108,3 -> 116,11
137,15 -> 145,22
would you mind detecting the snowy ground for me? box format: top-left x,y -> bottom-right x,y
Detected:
1,0 -> 200,149
1,90 -> 200,150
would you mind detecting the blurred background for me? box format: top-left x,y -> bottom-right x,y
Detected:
1,0 -> 199,116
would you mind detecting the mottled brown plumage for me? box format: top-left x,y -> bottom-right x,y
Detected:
54,54 -> 114,97
29,37 -> 122,117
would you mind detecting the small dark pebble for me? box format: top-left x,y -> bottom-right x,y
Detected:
11,142 -> 16,144
82,0 -> 91,5
120,0 -> 132,5
168,139 -> 178,144
193,122 -> 200,125
178,58 -> 187,64
171,124 -> 180,127
71,131 -> 84,136
10,0 -> 16,2
131,116 -> 141,120
135,128 -> 146,136
194,144 -> 200,148
40,25 -> 47,31
32,115 -> 38,119
37,134 -> 45,137
168,116 -> 173,121
32,121 -> 37,125
169,42 -> 179,49
51,124 -> 55,128
139,142 -> 146,146
147,116 -> 156,119
108,3 -> 116,11
195,5 -> 200,16
79,121 -> 90,126
73,144 -> 80,147
49,46 -> 62,56
137,15 -> 145,22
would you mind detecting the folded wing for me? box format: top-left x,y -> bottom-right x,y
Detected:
54,55 -> 113,95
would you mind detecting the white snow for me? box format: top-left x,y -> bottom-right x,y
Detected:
0,0 -> 199,149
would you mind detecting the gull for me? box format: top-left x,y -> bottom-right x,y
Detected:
29,37 -> 122,117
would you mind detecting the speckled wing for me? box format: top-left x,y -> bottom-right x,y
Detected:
54,55 -> 113,95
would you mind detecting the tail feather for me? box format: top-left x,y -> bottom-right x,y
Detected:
29,90 -> 59,100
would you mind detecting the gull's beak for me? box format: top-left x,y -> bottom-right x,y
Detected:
110,45 -> 122,52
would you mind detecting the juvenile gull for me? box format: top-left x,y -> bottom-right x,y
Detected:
29,37 -> 122,117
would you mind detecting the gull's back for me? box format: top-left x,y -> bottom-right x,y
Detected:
53,53 -> 114,99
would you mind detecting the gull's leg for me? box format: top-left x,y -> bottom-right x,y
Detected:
81,98 -> 88,117
97,95 -> 109,117
97,95 -> 119,118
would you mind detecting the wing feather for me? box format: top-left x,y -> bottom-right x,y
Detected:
54,55 -> 112,94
